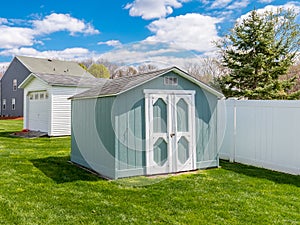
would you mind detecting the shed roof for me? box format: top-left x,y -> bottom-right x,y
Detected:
70,66 -> 224,99
19,73 -> 106,89
16,55 -> 92,77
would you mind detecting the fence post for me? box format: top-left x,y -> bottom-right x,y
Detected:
230,99 -> 237,163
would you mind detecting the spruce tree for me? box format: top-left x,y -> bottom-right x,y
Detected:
217,8 -> 300,99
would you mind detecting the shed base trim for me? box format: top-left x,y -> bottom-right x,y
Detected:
196,160 -> 218,169
70,155 -> 116,179
117,168 -> 145,179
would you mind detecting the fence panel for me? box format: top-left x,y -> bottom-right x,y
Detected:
219,99 -> 300,175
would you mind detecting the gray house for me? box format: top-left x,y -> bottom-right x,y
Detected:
0,55 -> 91,117
70,67 -> 224,179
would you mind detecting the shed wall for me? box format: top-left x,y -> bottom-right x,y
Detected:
71,97 -> 116,179
112,90 -> 146,178
112,72 -> 219,178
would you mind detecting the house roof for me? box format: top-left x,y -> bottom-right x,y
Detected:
16,55 -> 92,77
19,73 -> 106,89
70,66 -> 224,99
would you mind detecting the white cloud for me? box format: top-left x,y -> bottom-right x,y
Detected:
94,13 -> 223,68
211,0 -> 232,9
238,2 -> 300,22
0,18 -> 8,24
0,13 -> 99,50
227,0 -> 249,10
0,47 -> 91,61
98,40 -> 122,47
32,13 -> 99,35
258,0 -> 274,3
0,26 -> 35,48
145,13 -> 222,52
98,45 -> 201,68
125,0 -> 190,20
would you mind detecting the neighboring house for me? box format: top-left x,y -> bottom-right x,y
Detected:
19,73 -> 104,136
0,55 -> 92,117
70,67 -> 224,179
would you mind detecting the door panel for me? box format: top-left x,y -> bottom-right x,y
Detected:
176,98 -> 189,132
153,137 -> 168,166
173,95 -> 195,172
147,94 -> 170,174
145,90 -> 196,175
153,98 -> 167,133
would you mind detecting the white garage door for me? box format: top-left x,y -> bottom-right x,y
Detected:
27,91 -> 49,132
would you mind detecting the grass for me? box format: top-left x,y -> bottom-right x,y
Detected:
0,120 -> 299,225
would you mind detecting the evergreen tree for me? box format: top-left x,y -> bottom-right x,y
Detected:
217,8 -> 300,99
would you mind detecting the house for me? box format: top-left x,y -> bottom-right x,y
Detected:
70,67 -> 224,179
19,73 -> 104,136
0,55 -> 91,117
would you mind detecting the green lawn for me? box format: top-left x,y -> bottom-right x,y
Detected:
0,120 -> 299,225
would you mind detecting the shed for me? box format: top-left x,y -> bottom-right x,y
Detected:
19,73 -> 105,136
70,67 -> 224,179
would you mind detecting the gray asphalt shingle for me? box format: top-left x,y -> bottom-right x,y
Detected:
17,55 -> 93,77
34,73 -> 106,87
71,67 -> 181,99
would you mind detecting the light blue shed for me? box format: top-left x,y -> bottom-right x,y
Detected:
70,67 -> 224,179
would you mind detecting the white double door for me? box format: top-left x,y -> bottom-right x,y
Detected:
145,90 -> 196,175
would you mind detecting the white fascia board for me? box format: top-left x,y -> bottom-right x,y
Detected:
18,73 -> 48,89
171,67 -> 224,99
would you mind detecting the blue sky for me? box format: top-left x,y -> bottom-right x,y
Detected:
0,0 -> 299,69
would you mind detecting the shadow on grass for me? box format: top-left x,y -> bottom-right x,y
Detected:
220,160 -> 300,187
31,156 -> 101,184
0,131 -> 21,138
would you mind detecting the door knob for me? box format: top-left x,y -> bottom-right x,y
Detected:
170,133 -> 175,138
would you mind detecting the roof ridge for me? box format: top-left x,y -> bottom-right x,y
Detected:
113,66 -> 176,80
16,55 -> 75,63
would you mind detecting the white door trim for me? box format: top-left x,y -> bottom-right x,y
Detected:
144,89 -> 196,95
145,89 -> 196,175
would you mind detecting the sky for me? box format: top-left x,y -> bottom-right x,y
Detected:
0,0 -> 299,70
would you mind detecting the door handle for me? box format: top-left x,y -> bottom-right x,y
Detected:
170,133 -> 175,138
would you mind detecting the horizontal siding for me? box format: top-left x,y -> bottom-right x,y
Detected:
50,86 -> 88,136
1,57 -> 29,117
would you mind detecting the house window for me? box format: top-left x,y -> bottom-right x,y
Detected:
40,93 -> 44,100
45,92 -> 49,99
35,93 -> 39,100
12,98 -> 16,110
2,99 -> 6,110
13,79 -> 17,91
29,94 -> 33,100
164,77 -> 178,86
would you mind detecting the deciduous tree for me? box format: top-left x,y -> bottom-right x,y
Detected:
88,64 -> 110,79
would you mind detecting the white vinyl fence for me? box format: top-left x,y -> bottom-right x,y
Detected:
218,99 -> 300,175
